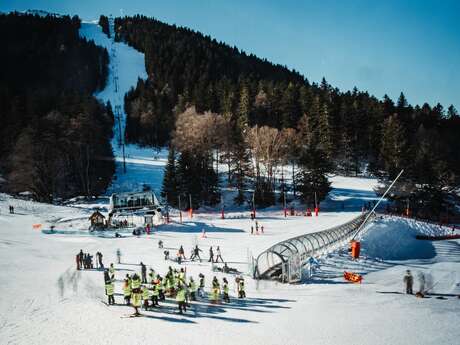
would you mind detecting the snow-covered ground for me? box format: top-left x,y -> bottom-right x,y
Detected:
1,177 -> 459,345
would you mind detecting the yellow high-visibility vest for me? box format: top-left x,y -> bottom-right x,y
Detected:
131,278 -> 141,289
176,288 -> 186,302
106,283 -> 114,295
123,285 -> 131,297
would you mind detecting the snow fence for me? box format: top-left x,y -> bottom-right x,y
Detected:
254,212 -> 372,282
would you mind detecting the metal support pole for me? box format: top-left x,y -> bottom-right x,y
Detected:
352,169 -> 404,240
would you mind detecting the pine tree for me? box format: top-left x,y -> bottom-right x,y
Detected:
237,82 -> 250,130
380,114 -> 407,179
231,140 -> 252,205
161,147 -> 178,206
447,105 -> 458,119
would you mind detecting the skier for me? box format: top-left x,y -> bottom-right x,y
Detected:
251,225 -> 254,235
151,279 -> 160,306
105,280 -> 115,305
164,250 -> 170,261
178,268 -> 186,284
198,273 -> 205,298
158,276 -> 166,301
188,277 -> 197,301
216,246 -> 224,263
109,263 -> 115,281
179,245 -> 186,260
209,246 -> 214,263
190,245 -> 202,262
131,273 -> 142,315
123,279 -> 131,305
222,278 -> 230,303
76,254 -> 80,270
236,276 -> 246,298
104,269 -> 111,284
148,268 -> 155,282
89,254 -> 94,269
140,262 -> 147,283
97,251 -> 104,269
211,276 -> 220,304
158,240 -> 164,249
261,225 -> 264,234
131,290 -> 142,316
176,283 -> 187,314
142,286 -> 150,310
255,221 -> 259,234
404,270 -> 414,294
78,250 -> 84,268
116,248 -> 122,264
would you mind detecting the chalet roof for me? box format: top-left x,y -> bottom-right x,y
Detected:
89,210 -> 105,220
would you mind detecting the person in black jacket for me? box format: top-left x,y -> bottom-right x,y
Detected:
208,246 -> 214,263
140,262 -> 147,283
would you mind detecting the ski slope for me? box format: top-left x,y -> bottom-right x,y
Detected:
79,22 -> 167,194
0,184 -> 459,345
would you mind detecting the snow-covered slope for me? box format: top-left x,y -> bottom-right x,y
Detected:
79,22 -> 166,194
0,187 -> 459,345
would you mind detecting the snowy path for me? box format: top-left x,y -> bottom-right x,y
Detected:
79,22 -> 166,194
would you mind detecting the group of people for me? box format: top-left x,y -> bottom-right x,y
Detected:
163,244 -> 226,265
76,250 -> 104,270
250,220 -> 264,235
103,262 -> 247,316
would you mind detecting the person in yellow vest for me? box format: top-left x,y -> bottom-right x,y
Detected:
123,279 -> 131,305
211,276 -> 220,304
131,273 -> 141,290
131,290 -> 142,316
142,286 -> 150,310
178,268 -> 186,285
105,280 -> 115,305
131,273 -> 142,315
158,276 -> 166,301
222,277 -> 230,303
109,263 -> 115,281
176,283 -> 187,314
238,278 -> 246,298
151,279 -> 160,306
188,277 -> 197,301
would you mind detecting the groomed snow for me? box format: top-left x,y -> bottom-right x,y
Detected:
1,181 -> 459,345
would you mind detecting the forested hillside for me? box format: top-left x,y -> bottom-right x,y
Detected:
0,13 -> 114,202
113,15 -> 460,218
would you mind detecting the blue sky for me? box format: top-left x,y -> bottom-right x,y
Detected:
2,0 -> 459,109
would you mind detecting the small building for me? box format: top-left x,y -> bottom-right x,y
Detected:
89,210 -> 106,229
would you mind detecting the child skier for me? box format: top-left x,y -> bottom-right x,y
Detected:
176,284 -> 187,314
123,279 -> 131,305
188,277 -> 197,301
105,280 -> 115,305
198,273 -> 205,298
222,278 -> 230,303
211,276 -> 220,304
